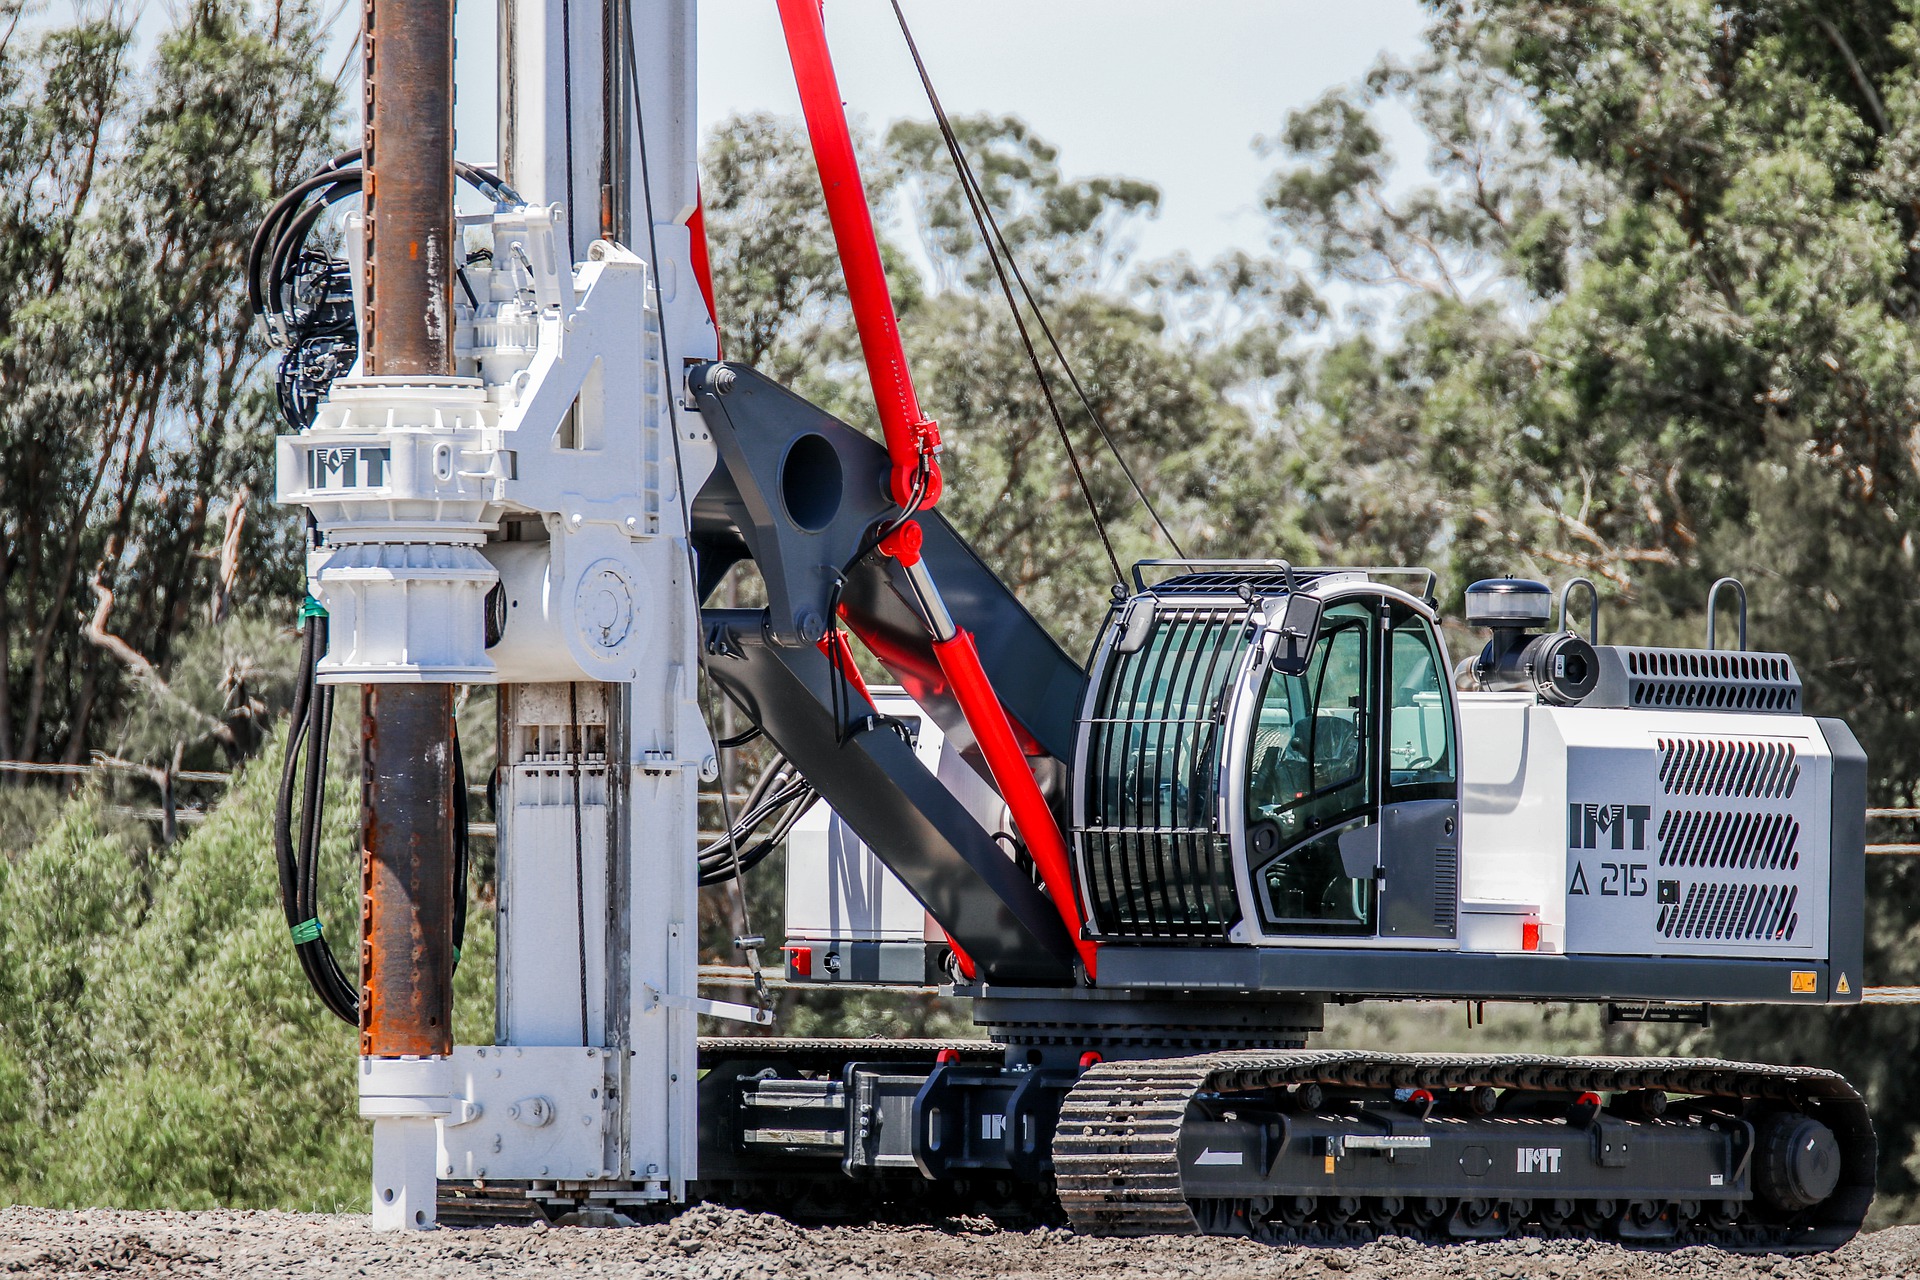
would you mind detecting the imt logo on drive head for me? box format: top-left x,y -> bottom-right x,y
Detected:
309,444 -> 392,491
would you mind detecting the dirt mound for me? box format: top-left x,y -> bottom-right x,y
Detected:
3,1206 -> 1916,1279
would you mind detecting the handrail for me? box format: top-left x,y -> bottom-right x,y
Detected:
1559,577 -> 1600,644
1706,577 -> 1748,651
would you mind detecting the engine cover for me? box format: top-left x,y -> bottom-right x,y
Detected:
1459,696 -> 1837,961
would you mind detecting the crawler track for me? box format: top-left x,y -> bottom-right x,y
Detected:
444,1041 -> 1873,1252
1054,1051 -> 1874,1251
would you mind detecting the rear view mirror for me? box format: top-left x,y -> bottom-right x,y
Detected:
1265,593 -> 1323,675
1115,596 -> 1157,654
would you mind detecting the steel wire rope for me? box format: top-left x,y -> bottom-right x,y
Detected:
568,681 -> 592,1044
623,28 -> 769,994
887,0 -> 1186,569
558,0 -> 578,255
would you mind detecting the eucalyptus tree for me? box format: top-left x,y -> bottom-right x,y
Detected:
0,0 -> 333,769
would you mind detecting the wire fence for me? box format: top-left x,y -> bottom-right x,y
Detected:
8,756 -> 1920,1004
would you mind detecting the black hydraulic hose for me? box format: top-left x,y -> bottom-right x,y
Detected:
272,617 -> 315,920
451,723 -> 469,965
250,159 -> 519,324
274,612 -> 356,1024
273,617 -> 333,1011
247,169 -> 358,315
300,643 -> 358,1021
695,751 -> 817,886
275,612 -> 469,1024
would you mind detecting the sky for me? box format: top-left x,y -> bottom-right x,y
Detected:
77,0 -> 1433,272
447,0 -> 1433,271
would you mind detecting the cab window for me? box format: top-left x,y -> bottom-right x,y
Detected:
1386,610 -> 1455,802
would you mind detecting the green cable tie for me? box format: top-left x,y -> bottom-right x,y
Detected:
299,595 -> 329,621
290,918 -> 324,945
452,945 -> 462,967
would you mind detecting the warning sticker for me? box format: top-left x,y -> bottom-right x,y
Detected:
1837,974 -> 1852,996
1790,971 -> 1819,994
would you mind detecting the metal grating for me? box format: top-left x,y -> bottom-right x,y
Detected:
1588,646 -> 1801,715
1629,679 -> 1796,712
1657,810 -> 1800,870
1656,737 -> 1799,799
1657,882 -> 1799,942
1626,648 -> 1793,682
1077,605 -> 1250,940
1432,846 -> 1458,930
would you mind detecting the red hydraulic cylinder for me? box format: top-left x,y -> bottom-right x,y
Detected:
775,0 -> 942,509
886,522 -> 1096,979
775,4 -> 1091,978
931,626 -> 1095,979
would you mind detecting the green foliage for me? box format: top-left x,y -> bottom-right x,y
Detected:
888,114 -> 1160,294
700,110 -> 1296,653
0,728 -> 495,1210
108,606 -> 308,770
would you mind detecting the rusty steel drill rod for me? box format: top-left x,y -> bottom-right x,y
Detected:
359,685 -> 457,1057
362,0 -> 456,378
359,0 -> 457,1059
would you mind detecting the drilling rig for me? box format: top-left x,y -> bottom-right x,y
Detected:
260,0 -> 1874,1247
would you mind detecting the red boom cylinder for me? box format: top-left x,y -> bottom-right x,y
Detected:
775,0 -> 943,509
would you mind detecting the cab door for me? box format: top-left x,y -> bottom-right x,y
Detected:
1242,599 -> 1380,936
1374,600 -> 1460,941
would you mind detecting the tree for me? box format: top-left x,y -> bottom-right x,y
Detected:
701,110 -> 1298,654
0,0 -> 332,767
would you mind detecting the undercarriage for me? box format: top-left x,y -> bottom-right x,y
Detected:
434,1038 -> 1873,1253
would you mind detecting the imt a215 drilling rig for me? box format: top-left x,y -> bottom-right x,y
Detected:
260,0 -> 1873,1247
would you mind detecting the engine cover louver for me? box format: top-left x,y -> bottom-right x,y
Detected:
1657,736 -> 1800,799
1586,646 -> 1802,716
1658,881 -> 1799,943
1658,809 -> 1801,870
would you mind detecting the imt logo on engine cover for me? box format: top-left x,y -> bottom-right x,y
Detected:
1555,720 -> 1829,960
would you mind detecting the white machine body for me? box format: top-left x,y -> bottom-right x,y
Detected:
273,0 -> 723,1226
782,688 -> 1006,983
1457,696 -> 1833,960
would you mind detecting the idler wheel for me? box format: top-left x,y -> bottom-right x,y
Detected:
1755,1112 -> 1842,1211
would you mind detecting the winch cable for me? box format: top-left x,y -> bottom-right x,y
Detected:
888,0 -> 1186,564
625,27 -> 768,999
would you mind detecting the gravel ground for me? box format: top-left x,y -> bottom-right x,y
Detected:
3,1205 -> 1918,1280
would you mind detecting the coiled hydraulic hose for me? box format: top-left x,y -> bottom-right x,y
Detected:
273,600 -> 468,1026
